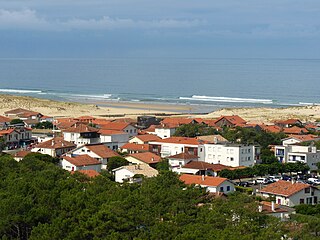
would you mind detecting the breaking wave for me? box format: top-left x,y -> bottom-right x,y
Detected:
0,88 -> 42,93
179,95 -> 273,104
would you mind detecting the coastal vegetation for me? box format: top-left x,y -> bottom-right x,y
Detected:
0,154 -> 318,239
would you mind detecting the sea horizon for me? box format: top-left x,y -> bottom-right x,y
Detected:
1,57 -> 319,113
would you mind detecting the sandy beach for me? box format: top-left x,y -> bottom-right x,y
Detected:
1,94 -> 320,122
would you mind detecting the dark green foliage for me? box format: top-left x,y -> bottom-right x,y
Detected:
23,152 -> 59,164
10,119 -> 24,125
156,158 -> 170,172
0,155 -> 316,239
107,156 -> 129,171
34,121 -> 53,129
174,123 -> 218,138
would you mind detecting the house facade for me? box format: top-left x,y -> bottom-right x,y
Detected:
63,123 -> 100,146
61,154 -> 102,172
179,174 -> 236,194
31,137 -> 76,157
259,180 -> 320,207
113,164 -> 159,183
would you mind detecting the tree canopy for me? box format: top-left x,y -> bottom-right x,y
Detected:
0,154 -> 317,239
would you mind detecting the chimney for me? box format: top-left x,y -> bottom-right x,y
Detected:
52,140 -> 55,146
202,175 -> 205,181
271,201 -> 275,212
291,179 -> 296,185
151,157 -> 154,162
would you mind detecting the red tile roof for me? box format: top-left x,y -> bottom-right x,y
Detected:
0,115 -> 10,123
128,152 -> 162,164
260,180 -> 312,197
286,134 -> 319,142
64,123 -> 99,133
214,115 -> 247,126
183,161 -> 232,172
168,152 -> 199,160
63,154 -> 101,167
259,201 -> 290,213
161,117 -> 198,126
260,124 -> 282,133
275,119 -> 301,125
179,174 -> 228,187
99,122 -> 133,131
283,126 -> 309,135
35,137 -> 76,149
151,137 -> 207,145
133,134 -> 162,143
4,108 -> 40,116
85,144 -> 119,158
14,150 -> 31,158
98,129 -> 126,135
121,143 -> 150,152
72,169 -> 100,178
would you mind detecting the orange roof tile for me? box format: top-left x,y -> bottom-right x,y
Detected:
72,169 -> 100,178
283,126 -> 309,135
286,134 -> 319,142
179,174 -> 228,187
260,180 -> 312,197
0,115 -> 10,123
151,137 -> 206,145
260,124 -> 282,133
161,117 -> 198,126
168,152 -> 199,160
14,150 -> 31,158
64,123 -> 99,133
133,134 -> 162,143
35,137 -> 76,149
128,152 -> 162,164
121,143 -> 150,152
99,122 -> 133,131
63,154 -> 101,167
214,115 -> 247,126
85,144 -> 119,158
98,129 -> 126,135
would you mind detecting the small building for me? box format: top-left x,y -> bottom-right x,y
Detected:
214,115 -> 247,128
4,108 -> 42,120
61,154 -> 102,172
99,129 -> 130,149
125,152 -> 162,167
129,134 -> 162,144
99,122 -> 138,138
179,174 -> 235,194
167,152 -> 199,169
13,150 -> 31,162
259,180 -> 320,207
113,164 -> 159,183
137,116 -> 160,129
120,143 -> 150,154
0,115 -> 10,129
66,143 -> 119,169
258,201 -> 295,220
176,161 -> 232,176
31,137 -> 76,157
63,123 -> 100,146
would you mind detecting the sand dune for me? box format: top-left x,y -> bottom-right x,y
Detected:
1,94 -> 320,122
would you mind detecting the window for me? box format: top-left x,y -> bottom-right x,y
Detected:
307,197 -> 313,204
300,199 -> 305,204
248,157 -> 250,161
248,149 -> 251,153
230,157 -> 234,161
305,188 -> 310,194
82,149 -> 85,152
227,186 -> 231,191
220,187 -> 224,192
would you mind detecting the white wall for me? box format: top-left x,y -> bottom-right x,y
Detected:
101,133 -> 129,147
60,159 -> 101,172
155,128 -> 175,139
114,168 -> 134,183
204,144 -> 255,167
205,181 -> 235,194
63,132 -> 100,146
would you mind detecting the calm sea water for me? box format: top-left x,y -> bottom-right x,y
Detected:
0,58 -> 319,112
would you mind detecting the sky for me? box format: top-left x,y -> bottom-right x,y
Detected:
0,0 -> 320,58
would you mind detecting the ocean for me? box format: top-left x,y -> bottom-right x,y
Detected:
0,58 -> 319,113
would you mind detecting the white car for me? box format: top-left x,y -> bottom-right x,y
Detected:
269,176 -> 281,182
256,178 -> 268,184
307,178 -> 320,185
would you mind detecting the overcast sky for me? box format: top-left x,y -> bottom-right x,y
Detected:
1,0 -> 320,58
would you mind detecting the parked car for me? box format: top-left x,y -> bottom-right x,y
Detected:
281,175 -> 292,181
237,181 -> 250,187
269,176 -> 282,182
307,178 -> 320,185
256,178 -> 269,184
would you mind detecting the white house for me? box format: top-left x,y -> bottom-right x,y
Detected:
258,201 -> 295,220
99,129 -> 130,149
113,164 -> 159,183
204,143 -> 257,167
154,125 -> 176,139
259,180 -> 320,207
179,174 -> 236,194
31,137 -> 76,157
61,154 -> 102,172
63,123 -> 100,146
274,144 -> 320,170
149,137 -> 206,160
65,143 -> 119,170
167,152 -> 199,169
